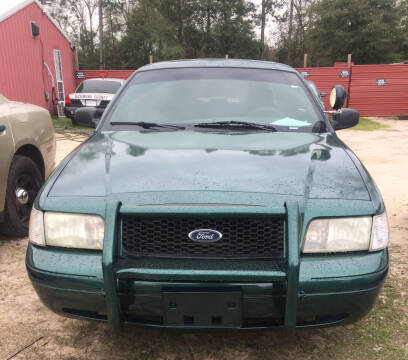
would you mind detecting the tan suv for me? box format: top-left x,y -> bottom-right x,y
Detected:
0,94 -> 55,236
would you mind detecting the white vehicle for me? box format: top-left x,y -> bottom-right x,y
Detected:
64,78 -> 125,125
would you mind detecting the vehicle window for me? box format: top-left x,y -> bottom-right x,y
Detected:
76,80 -> 122,94
105,68 -> 324,132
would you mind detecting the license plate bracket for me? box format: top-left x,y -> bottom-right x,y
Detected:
163,291 -> 242,327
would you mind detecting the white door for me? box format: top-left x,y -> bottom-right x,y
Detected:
53,49 -> 65,100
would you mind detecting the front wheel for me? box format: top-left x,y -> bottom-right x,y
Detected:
1,155 -> 43,237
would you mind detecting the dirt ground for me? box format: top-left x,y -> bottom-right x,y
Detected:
0,119 -> 407,360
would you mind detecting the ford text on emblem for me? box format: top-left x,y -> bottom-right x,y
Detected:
188,229 -> 223,243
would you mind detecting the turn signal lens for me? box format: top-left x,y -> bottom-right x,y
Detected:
29,208 -> 45,246
370,212 -> 389,251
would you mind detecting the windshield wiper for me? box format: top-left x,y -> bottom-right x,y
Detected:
194,120 -> 277,132
111,121 -> 185,130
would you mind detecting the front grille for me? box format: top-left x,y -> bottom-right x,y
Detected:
121,216 -> 285,259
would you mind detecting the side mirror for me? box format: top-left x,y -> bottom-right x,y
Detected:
75,107 -> 104,128
330,85 -> 347,110
332,108 -> 359,130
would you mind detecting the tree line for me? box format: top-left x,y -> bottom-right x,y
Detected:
39,0 -> 408,70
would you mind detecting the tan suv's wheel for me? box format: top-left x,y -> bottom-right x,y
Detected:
1,155 -> 43,237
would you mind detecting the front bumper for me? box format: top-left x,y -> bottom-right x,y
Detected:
27,260 -> 387,329
64,105 -> 107,120
26,201 -> 388,331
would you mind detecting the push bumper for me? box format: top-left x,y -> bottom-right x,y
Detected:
64,105 -> 80,119
26,201 -> 389,331
28,265 -> 387,330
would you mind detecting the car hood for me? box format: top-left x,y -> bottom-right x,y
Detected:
48,130 -> 370,201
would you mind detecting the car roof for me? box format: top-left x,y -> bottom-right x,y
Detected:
82,78 -> 125,83
136,59 -> 296,73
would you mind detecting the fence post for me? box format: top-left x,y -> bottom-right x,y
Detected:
347,54 -> 352,68
303,54 -> 308,68
347,58 -> 353,108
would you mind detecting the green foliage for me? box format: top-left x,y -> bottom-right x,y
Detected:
399,0 -> 408,60
211,0 -> 258,58
118,0 -> 259,68
102,0 -> 126,69
78,29 -> 99,69
119,0 -> 185,69
47,0 -> 408,69
52,116 -> 94,132
307,0 -> 406,66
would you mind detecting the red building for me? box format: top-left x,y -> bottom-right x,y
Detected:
0,0 -> 76,114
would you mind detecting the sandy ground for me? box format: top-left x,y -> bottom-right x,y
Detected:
0,120 -> 407,359
339,118 -> 408,248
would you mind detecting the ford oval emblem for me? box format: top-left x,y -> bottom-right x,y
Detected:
188,229 -> 223,243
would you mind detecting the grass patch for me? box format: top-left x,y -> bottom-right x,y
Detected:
52,116 -> 93,141
353,117 -> 390,131
52,116 -> 93,132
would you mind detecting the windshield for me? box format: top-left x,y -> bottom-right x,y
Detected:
76,80 -> 122,94
104,68 -> 324,132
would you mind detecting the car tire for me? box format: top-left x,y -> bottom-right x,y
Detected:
71,116 -> 78,126
0,155 -> 43,237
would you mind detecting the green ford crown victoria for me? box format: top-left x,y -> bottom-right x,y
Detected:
27,59 -> 389,331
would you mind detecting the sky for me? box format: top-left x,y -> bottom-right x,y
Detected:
0,0 -> 275,39
0,0 -> 23,15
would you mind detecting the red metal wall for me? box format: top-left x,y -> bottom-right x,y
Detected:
348,64 -> 408,117
295,66 -> 351,109
77,64 -> 408,117
0,2 -> 76,113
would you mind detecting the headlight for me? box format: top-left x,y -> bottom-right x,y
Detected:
303,216 -> 372,253
29,209 -> 104,250
303,213 -> 389,253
